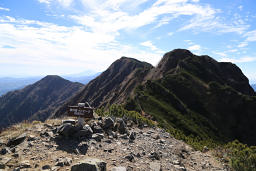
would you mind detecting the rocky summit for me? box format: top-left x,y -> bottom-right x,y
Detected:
0,116 -> 229,171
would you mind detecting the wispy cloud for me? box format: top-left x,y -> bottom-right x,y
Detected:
38,0 -> 73,7
167,32 -> 174,36
0,7 -> 10,11
180,14 -> 249,35
70,0 -> 217,35
141,41 -> 157,51
238,42 -> 248,48
213,51 -> 227,57
0,16 -> 164,74
220,57 -> 256,63
188,44 -> 201,51
244,30 -> 256,42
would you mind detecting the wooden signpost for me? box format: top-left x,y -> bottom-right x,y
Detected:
68,102 -> 94,118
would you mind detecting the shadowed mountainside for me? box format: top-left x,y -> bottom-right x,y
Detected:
252,84 -> 256,91
0,75 -> 83,128
129,49 -> 256,145
53,57 -> 153,118
54,49 -> 256,146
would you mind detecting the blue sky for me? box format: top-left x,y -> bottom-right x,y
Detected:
0,0 -> 256,83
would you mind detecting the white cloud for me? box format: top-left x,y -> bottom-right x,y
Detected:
244,30 -> 256,42
71,0 -> 218,36
0,7 -> 10,11
141,41 -> 158,51
213,51 -> 227,57
188,44 -> 201,51
238,5 -> 243,11
180,14 -> 249,34
168,32 -> 174,36
38,0 -> 51,4
38,0 -> 73,7
57,0 -> 73,7
238,42 -> 248,48
220,57 -> 256,63
0,16 -> 165,75
154,16 -> 174,29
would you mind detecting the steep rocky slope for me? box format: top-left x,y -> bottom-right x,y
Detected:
54,57 -> 153,117
54,49 -> 256,147
0,75 -> 83,129
129,49 -> 256,145
0,116 -> 229,170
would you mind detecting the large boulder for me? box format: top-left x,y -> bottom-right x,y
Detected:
7,133 -> 26,147
116,119 -> 128,134
92,125 -> 103,133
74,125 -> 93,138
58,123 -> 78,137
103,117 -> 114,130
92,133 -> 104,142
71,158 -> 106,171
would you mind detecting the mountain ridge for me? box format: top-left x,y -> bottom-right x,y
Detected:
53,56 -> 153,118
0,75 -> 83,128
54,49 -> 256,146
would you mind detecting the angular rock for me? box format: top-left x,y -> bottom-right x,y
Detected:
0,139 -> 4,146
27,135 -> 36,141
0,147 -> 11,155
202,146 -> 209,153
12,167 -> 20,171
12,153 -> 19,158
174,165 -> 186,171
149,152 -> 161,160
103,117 -> 114,130
19,160 -> 31,169
125,154 -> 134,162
112,166 -> 126,171
42,165 -> 51,170
0,163 -> 5,169
62,119 -> 76,125
40,131 -> 54,138
55,157 -> 72,167
129,132 -> 136,141
77,142 -> 89,155
7,133 -> 26,147
93,125 -> 103,133
116,119 -> 128,134
58,123 -> 77,137
71,158 -> 106,171
150,162 -> 161,171
92,133 -> 104,142
75,125 -> 93,138
119,134 -> 128,139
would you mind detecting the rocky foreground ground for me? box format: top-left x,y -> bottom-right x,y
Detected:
0,116 -> 230,171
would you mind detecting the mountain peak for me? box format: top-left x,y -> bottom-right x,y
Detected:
157,49 -> 194,73
41,75 -> 65,81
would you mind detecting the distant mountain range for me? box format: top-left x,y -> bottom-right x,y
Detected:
62,72 -> 101,84
0,75 -> 83,128
54,49 -> 256,146
0,77 -> 42,96
0,72 -> 99,96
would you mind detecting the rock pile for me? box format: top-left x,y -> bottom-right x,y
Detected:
0,117 -> 230,171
